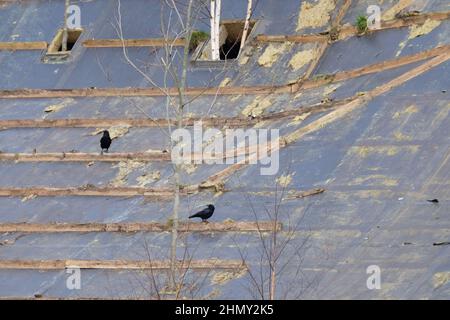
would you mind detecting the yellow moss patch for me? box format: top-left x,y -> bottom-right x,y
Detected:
408,19 -> 441,39
288,112 -> 311,127
350,175 -> 399,187
293,92 -> 303,100
241,96 -> 273,117
258,43 -> 290,67
238,46 -> 253,65
397,19 -> 442,56
323,83 -> 341,96
392,104 -> 419,118
43,98 -> 74,118
111,160 -> 145,187
382,0 -> 413,21
433,272 -> 450,288
296,0 -> 335,30
211,268 -> 247,285
276,174 -> 293,187
43,103 -> 66,113
351,145 -> 419,157
393,131 -> 412,141
219,77 -> 231,87
91,125 -> 130,139
239,54 -> 250,65
288,49 -> 315,71
230,95 -> 241,103
333,189 -> 390,199
137,171 -> 161,187
21,194 -> 37,202
181,162 -> 197,175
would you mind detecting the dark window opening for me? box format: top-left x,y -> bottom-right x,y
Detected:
48,28 -> 83,54
220,38 -> 241,60
219,20 -> 255,60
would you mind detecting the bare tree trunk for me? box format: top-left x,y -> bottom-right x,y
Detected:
210,0 -> 221,60
114,0 -> 226,297
270,268 -> 276,300
239,0 -> 253,53
269,222 -> 277,299
215,0 -> 221,57
62,0 -> 70,52
269,206 -> 277,300
169,0 -> 195,291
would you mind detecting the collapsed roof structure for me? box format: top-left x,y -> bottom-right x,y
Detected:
0,0 -> 449,299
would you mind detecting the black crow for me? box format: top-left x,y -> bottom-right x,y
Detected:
189,204 -> 215,222
427,199 -> 439,204
100,130 -> 112,153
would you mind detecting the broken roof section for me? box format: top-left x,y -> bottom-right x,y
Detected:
0,0 -> 450,299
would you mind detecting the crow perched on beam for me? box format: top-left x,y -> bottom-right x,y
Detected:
100,130 -> 112,154
189,204 -> 215,222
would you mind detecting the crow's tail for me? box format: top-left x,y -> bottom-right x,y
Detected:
188,214 -> 198,219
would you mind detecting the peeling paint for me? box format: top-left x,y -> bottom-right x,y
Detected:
433,272 -> 450,288
393,131 -> 412,141
350,175 -> 399,187
211,268 -> 247,285
258,43 -> 290,68
351,145 -> 419,158
111,160 -> 145,187
408,19 -> 441,40
288,49 -> 315,71
137,171 -> 161,187
230,95 -> 241,102
288,112 -> 311,127
382,0 -> 413,21
397,19 -> 441,56
42,98 -> 74,118
91,125 -> 130,139
296,0 -> 335,30
392,104 -> 419,119
21,194 -> 37,202
241,96 -> 273,117
181,162 -> 197,175
276,174 -> 293,187
219,77 -> 231,87
323,83 -> 341,96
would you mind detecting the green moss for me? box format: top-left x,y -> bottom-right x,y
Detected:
166,218 -> 174,229
312,74 -> 335,83
356,15 -> 368,34
189,30 -> 209,51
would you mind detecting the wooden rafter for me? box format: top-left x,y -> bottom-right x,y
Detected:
82,38 -> 185,48
0,221 -> 282,233
1,44 -> 448,100
0,259 -> 246,270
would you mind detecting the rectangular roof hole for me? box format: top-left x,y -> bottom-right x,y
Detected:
219,20 -> 255,60
48,28 -> 83,54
